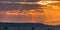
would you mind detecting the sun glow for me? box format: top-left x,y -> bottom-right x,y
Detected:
37,1 -> 51,5
37,1 -> 59,5
41,1 -> 60,26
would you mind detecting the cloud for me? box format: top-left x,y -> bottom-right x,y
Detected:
0,0 -> 40,2
0,3 -> 41,11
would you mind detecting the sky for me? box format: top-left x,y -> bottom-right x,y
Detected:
0,0 -> 60,26
0,0 -> 44,23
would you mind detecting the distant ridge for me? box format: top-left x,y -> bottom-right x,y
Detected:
0,22 -> 53,28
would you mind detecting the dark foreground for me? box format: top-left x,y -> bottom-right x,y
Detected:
0,27 -> 57,30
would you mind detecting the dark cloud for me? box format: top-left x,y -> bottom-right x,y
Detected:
0,0 -> 42,11
0,3 -> 19,11
0,0 -> 40,2
24,0 -> 40,2
0,3 -> 42,11
18,4 -> 41,10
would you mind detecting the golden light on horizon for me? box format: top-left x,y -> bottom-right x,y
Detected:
41,1 -> 60,26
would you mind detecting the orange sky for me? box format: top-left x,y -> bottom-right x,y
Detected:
42,2 -> 60,26
0,1 -> 60,26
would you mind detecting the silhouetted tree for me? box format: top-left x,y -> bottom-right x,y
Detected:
32,28 -> 34,30
4,27 -> 8,30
